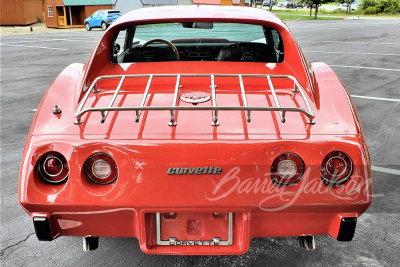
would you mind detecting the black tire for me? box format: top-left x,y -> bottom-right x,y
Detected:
85,23 -> 91,31
101,22 -> 107,30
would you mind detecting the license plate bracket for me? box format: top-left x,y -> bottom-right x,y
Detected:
156,212 -> 233,246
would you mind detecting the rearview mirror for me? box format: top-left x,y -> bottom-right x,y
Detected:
182,22 -> 213,29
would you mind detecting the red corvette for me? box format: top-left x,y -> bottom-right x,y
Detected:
19,6 -> 372,254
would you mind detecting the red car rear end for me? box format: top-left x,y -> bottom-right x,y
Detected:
19,6 -> 372,254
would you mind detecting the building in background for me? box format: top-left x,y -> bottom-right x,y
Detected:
141,0 -> 177,7
193,0 -> 221,4
113,0 -> 192,14
43,0 -> 113,28
113,0 -> 142,14
177,0 -> 192,4
0,0 -> 44,25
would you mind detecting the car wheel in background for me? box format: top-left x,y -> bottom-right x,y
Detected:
85,23 -> 91,31
101,22 -> 107,30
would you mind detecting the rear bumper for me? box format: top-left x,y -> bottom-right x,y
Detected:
19,136 -> 372,254
26,204 -> 369,255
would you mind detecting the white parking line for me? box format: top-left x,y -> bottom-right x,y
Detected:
305,51 -> 400,56
351,95 -> 400,102
0,43 -> 69,51
53,38 -> 99,43
21,38 -> 99,43
300,40 -> 400,45
295,26 -> 366,28
371,166 -> 400,176
330,65 -> 400,72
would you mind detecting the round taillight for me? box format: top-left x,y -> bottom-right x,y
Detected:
85,153 -> 118,184
37,152 -> 69,184
321,151 -> 352,185
271,153 -> 304,185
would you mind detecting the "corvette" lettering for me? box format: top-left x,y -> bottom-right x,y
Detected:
167,166 -> 222,175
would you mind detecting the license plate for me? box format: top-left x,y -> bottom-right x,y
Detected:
156,212 -> 233,245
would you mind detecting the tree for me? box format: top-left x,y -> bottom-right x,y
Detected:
303,0 -> 337,19
268,0 -> 275,11
337,0 -> 352,14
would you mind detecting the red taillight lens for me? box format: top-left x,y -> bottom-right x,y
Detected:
271,153 -> 304,185
37,152 -> 69,184
321,151 -> 352,185
85,153 -> 118,184
44,157 -> 63,176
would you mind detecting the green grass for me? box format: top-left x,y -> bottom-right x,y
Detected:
271,9 -> 311,15
270,7 -> 400,17
275,14 -> 343,20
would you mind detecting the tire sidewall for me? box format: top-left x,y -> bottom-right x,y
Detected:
101,22 -> 107,30
85,23 -> 91,31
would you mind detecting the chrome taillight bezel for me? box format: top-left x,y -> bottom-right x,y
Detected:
37,152 -> 69,184
321,151 -> 353,186
271,153 -> 304,185
85,153 -> 118,184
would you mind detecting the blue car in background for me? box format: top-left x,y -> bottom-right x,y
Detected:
85,10 -> 121,31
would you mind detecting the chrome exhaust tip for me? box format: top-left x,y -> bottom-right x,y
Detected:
299,235 -> 315,250
83,236 -> 98,251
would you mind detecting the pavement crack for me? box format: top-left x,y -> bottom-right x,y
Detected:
0,232 -> 35,258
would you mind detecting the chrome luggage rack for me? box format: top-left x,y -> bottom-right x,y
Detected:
74,74 -> 315,126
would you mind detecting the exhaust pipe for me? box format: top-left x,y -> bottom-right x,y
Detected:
299,235 -> 315,250
83,236 -> 99,251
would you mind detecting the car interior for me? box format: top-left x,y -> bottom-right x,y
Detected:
111,23 -> 284,64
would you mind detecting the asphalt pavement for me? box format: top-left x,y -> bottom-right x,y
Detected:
1,18 -> 400,266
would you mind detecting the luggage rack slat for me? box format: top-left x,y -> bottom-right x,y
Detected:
238,75 -> 250,123
169,74 -> 181,126
101,76 -> 126,123
135,74 -> 153,122
267,75 -> 285,123
210,74 -> 219,126
74,73 -> 316,127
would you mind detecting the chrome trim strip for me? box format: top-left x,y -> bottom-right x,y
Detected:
156,212 -> 233,246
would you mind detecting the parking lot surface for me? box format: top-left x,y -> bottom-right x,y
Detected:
1,19 -> 400,266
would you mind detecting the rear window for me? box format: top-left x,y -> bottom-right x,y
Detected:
112,22 -> 284,63
108,11 -> 121,14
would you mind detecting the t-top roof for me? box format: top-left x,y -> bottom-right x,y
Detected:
114,5 -> 285,28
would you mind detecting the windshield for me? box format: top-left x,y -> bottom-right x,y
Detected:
113,22 -> 284,63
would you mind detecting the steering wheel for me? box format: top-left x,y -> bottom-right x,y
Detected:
142,39 -> 180,61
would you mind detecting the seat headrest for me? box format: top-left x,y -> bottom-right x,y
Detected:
217,42 -> 277,62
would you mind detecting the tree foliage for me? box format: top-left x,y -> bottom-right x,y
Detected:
303,0 -> 338,19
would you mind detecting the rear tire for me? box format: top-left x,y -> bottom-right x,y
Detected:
101,22 -> 107,30
85,23 -> 91,31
